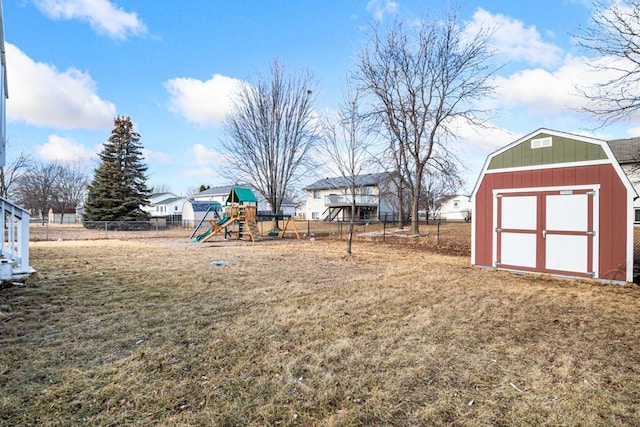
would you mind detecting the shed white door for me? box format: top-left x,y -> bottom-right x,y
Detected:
495,189 -> 597,277
544,193 -> 595,275
496,194 -> 538,269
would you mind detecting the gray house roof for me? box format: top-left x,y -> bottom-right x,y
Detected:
608,137 -> 640,164
303,172 -> 393,191
195,185 -> 235,197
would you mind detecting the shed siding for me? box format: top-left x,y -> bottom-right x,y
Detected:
488,135 -> 607,170
474,163 -> 628,281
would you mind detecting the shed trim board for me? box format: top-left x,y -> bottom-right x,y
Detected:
471,128 -> 635,283
482,159 -> 612,175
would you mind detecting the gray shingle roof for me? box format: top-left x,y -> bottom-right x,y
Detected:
303,172 -> 393,191
195,185 -> 235,197
608,137 -> 640,164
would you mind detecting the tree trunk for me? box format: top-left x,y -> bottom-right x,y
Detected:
411,180 -> 422,234
397,178 -> 404,229
347,201 -> 355,254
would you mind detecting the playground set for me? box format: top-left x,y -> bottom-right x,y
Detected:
190,187 -> 300,243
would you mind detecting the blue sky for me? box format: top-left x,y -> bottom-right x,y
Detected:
3,0 -> 638,196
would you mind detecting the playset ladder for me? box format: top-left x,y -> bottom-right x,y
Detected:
244,219 -> 261,242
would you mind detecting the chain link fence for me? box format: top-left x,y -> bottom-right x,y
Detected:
29,219 -> 472,254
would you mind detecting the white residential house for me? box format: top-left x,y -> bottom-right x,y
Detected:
191,185 -> 298,217
435,195 -> 472,221
303,172 -> 397,221
141,192 -> 187,219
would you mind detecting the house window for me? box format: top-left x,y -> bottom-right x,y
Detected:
453,201 -> 459,208
360,186 -> 373,195
635,209 -> 640,223
313,190 -> 321,199
312,212 -> 319,220
360,210 -> 372,220
175,206 -> 178,211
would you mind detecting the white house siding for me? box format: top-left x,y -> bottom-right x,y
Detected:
305,189 -> 328,220
305,185 -> 388,221
150,197 -> 186,217
141,193 -> 186,218
437,196 -> 472,221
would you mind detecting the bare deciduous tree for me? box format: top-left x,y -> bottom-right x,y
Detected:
221,59 -> 319,229
53,163 -> 89,223
576,1 -> 640,124
0,150 -> 32,200
16,161 -> 61,223
356,12 -> 496,233
323,87 -> 375,254
15,161 -> 89,223
420,160 -> 464,223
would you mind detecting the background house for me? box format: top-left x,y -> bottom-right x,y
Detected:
303,172 -> 396,221
435,195 -> 472,221
48,207 -> 77,224
141,192 -> 186,221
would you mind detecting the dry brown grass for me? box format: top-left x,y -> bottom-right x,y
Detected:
1,237 -> 639,426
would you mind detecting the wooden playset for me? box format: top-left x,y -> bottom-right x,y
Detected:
191,187 -> 299,243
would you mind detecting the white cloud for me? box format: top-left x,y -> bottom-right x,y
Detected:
164,74 -> 243,128
6,43 -> 116,130
35,134 -> 97,162
467,8 -> 563,67
32,0 -> 147,40
493,54 -> 638,117
142,148 -> 172,164
366,0 -> 398,22
187,144 -> 224,167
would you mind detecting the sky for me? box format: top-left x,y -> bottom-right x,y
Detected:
3,0 -> 639,197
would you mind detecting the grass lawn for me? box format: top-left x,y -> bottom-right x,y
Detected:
1,238 -> 639,426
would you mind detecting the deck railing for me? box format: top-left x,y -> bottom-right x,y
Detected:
324,194 -> 378,207
0,197 -> 33,277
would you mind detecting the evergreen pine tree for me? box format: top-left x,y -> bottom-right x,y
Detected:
84,116 -> 150,224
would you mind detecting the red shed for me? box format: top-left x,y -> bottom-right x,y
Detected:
471,129 -> 636,283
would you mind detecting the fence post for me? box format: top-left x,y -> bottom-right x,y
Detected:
155,221 -> 159,237
105,221 -> 108,239
437,220 -> 441,246
45,221 -> 49,241
307,220 -> 310,236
